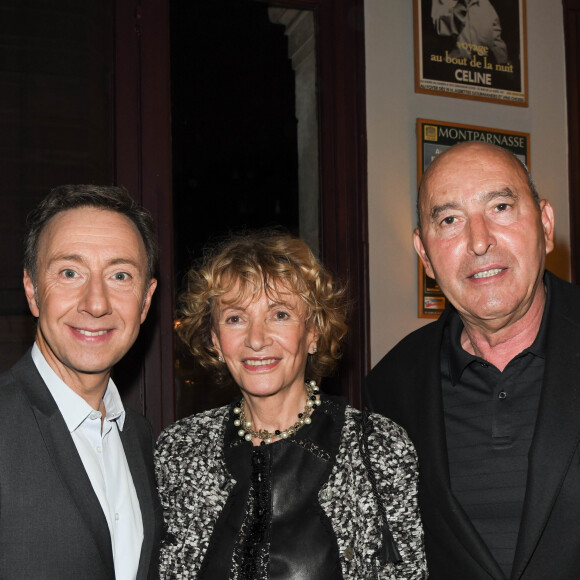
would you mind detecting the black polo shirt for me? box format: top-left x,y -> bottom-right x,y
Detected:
441,278 -> 550,578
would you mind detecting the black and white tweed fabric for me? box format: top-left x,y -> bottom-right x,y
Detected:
155,403 -> 427,579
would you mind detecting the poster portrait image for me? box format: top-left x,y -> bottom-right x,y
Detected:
414,0 -> 528,105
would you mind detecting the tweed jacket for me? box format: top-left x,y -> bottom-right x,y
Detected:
155,401 -> 427,579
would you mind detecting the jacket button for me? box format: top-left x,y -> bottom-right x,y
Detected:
319,489 -> 333,502
344,546 -> 355,560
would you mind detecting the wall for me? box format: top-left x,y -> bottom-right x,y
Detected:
365,0 -> 569,365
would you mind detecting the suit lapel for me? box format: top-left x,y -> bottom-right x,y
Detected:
412,313 -> 504,578
511,275 -> 580,578
16,354 -> 114,573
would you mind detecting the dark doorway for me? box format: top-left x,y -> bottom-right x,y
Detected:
171,1 -> 301,417
115,0 -> 368,434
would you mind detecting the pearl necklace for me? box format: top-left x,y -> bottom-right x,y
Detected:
233,380 -> 321,444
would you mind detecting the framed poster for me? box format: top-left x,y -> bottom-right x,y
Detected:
416,118 -> 530,318
414,0 -> 528,106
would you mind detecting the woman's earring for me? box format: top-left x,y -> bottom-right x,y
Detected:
218,356 -> 224,362
312,346 -> 317,354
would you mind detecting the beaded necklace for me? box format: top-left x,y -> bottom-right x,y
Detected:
233,380 -> 321,445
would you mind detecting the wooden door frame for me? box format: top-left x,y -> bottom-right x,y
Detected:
114,0 -> 175,434
564,0 -> 580,284
114,0 -> 368,433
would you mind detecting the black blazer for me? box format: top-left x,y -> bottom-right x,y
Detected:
0,351 -> 161,579
364,271 -> 580,580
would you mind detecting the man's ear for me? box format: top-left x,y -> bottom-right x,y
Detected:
413,228 -> 435,280
539,200 -> 555,255
23,270 -> 39,318
140,278 -> 158,323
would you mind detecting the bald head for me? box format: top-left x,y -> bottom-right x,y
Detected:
412,139 -> 555,333
416,142 -> 539,232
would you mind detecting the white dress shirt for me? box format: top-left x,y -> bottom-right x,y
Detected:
32,344 -> 144,580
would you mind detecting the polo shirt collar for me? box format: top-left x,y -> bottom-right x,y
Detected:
446,272 -> 551,385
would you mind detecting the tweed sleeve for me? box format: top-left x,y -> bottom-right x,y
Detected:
154,407 -> 234,579
320,406 -> 427,579
366,411 -> 428,579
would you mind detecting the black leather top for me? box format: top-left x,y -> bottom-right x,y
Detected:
200,396 -> 346,580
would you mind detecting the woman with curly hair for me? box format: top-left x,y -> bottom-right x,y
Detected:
155,230 -> 427,579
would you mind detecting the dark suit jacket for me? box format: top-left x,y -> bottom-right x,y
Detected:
0,350 -> 162,579
364,271 -> 580,580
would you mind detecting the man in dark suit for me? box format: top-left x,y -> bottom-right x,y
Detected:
0,185 -> 162,578
365,142 -> 580,579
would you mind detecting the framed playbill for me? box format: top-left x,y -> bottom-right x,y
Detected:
416,118 -> 530,318
414,0 -> 528,105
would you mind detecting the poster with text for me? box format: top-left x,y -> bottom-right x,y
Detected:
416,119 -> 530,318
414,0 -> 527,105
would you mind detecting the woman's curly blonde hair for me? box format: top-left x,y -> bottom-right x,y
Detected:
176,230 -> 348,384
